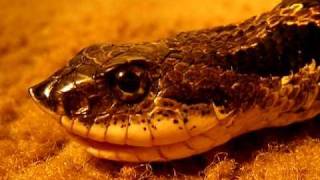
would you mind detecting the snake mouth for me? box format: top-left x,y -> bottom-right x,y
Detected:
70,133 -> 197,162
68,103 -> 320,162
68,123 -> 220,162
59,112 -> 232,162
59,99 -> 233,146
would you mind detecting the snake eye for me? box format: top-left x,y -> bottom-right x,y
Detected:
112,65 -> 149,102
116,70 -> 140,93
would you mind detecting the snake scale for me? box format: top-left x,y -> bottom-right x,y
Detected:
29,0 -> 320,162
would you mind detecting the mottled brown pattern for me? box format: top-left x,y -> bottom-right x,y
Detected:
24,0 -> 320,164
30,0 -> 320,128
165,2 -> 320,76
4,0 -> 320,178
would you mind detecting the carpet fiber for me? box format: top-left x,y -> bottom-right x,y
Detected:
1,0 -> 320,179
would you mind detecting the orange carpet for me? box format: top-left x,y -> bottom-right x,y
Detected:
1,0 -> 320,179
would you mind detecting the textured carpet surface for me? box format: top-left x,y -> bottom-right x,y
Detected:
1,0 -> 320,179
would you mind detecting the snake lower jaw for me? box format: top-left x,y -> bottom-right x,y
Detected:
61,96 -> 320,162
60,114 -> 230,162
59,103 -> 230,148
70,127 -> 228,162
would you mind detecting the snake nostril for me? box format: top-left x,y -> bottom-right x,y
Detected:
62,91 -> 90,117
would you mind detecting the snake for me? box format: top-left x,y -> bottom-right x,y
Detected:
29,0 -> 320,162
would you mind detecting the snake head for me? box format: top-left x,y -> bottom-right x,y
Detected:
29,43 -> 169,121
28,40 -> 244,163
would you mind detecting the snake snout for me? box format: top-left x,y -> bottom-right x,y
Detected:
29,66 -> 100,118
29,78 -> 61,117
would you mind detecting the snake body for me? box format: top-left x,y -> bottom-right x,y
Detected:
29,0 -> 320,162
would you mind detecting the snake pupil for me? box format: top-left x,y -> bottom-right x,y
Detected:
116,70 -> 140,93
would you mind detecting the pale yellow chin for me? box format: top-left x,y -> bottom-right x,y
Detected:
59,110 -> 229,162
59,100 -> 228,148
64,110 -> 234,162
71,132 -> 216,162
61,101 -> 320,162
